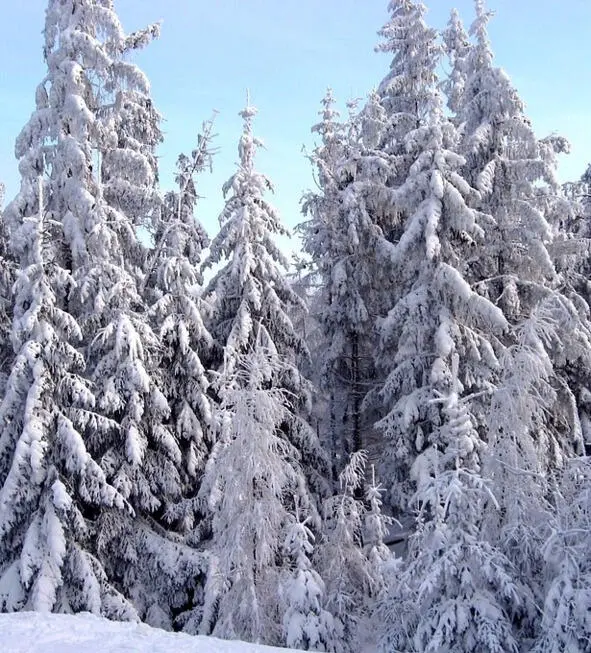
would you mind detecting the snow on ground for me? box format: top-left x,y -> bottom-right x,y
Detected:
0,612 -> 299,653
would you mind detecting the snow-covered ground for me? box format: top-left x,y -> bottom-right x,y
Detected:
1,612 -> 298,653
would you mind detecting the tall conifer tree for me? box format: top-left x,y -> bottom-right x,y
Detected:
301,91 -> 384,475
0,181 -> 134,618
202,102 -> 330,500
198,345 -> 333,648
146,119 -> 215,535
368,2 -> 530,648
2,0 -> 205,625
453,2 -> 591,615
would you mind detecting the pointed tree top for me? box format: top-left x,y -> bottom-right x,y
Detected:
476,0 -> 493,18
237,97 -> 261,174
376,0 -> 440,89
465,0 -> 495,77
471,0 -> 494,44
442,7 -> 471,116
322,86 -> 335,104
319,87 -> 338,122
386,0 -> 422,13
444,8 -> 470,48
312,88 -> 341,141
239,90 -> 258,124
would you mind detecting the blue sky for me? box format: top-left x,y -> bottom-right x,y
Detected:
1,0 -> 590,241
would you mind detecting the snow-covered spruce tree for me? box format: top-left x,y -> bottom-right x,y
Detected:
202,102 -> 330,499
282,516 -> 336,651
553,168 -> 591,454
303,93 -> 396,482
156,117 -> 213,275
531,456 -> 591,652
203,102 -> 294,378
369,0 -> 505,513
441,8 -> 470,122
100,20 -> 162,243
359,4 -> 537,648
300,89 -> 344,477
457,0 -> 591,407
453,0 -> 591,610
481,304 -> 584,645
88,279 -> 209,630
314,451 -> 390,652
0,184 -> 135,618
197,344 -> 333,648
5,0 -> 159,276
373,0 -> 442,194
300,90 -> 388,478
555,168 -> 591,304
285,258 -> 328,466
378,357 -> 529,653
4,0 -> 206,626
146,118 -> 215,535
457,0 -> 565,309
75,17 -> 207,630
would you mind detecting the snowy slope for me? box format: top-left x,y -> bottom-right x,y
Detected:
0,612 -> 299,653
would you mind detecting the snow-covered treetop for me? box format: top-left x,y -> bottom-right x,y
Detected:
376,0 -> 441,144
153,116 -> 216,292
312,88 -> 340,142
206,100 -> 289,268
203,100 -> 303,382
441,8 -> 470,118
469,0 -> 495,69
455,0 -> 563,298
300,89 -> 349,271
6,0 -> 161,277
309,88 -> 347,193
459,0 -> 550,194
462,0 -> 514,133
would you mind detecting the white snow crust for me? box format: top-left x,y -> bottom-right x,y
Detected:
0,612 -> 300,653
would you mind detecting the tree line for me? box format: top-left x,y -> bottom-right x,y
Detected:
0,1 -> 589,651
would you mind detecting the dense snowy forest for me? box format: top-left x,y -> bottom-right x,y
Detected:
0,0 -> 590,651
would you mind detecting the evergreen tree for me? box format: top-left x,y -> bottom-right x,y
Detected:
0,183 -> 134,618
3,0 -> 205,624
441,9 -> 470,121
458,0 -> 560,298
370,0 -> 506,513
147,118 -> 215,535
203,102 -> 297,379
554,168 -> 591,454
456,0 -> 591,614
480,301 -> 573,629
301,91 -> 385,477
300,90 -> 346,478
283,516 -> 336,652
373,0 -> 440,190
197,344 -> 329,647
532,456 -> 591,652
315,451 -> 390,651
100,20 -> 162,240
202,101 -> 330,499
378,356 -> 530,653
363,2 -> 534,648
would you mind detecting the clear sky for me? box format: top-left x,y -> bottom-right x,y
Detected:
1,0 -> 590,243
